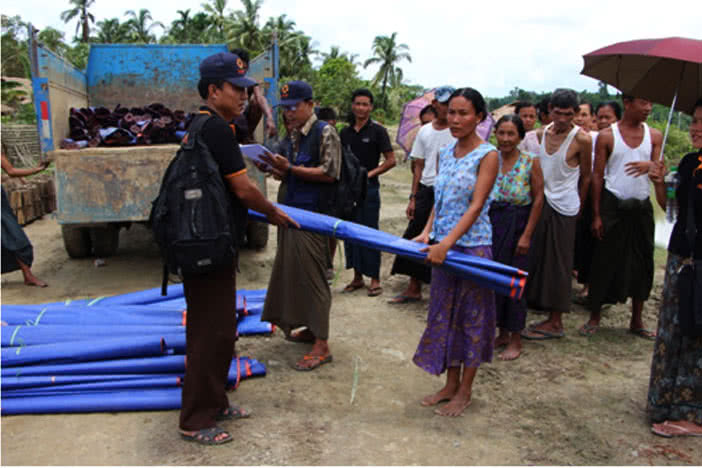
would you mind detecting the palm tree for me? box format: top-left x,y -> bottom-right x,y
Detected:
124,9 -> 164,44
94,18 -> 129,43
363,32 -> 411,109
201,0 -> 228,42
38,27 -> 68,56
60,0 -> 95,43
226,0 -> 264,53
320,45 -> 360,66
170,9 -> 194,43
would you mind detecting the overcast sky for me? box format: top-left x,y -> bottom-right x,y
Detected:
5,0 -> 700,97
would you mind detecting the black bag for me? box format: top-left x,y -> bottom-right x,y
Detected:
149,113 -> 241,295
312,124 -> 368,220
676,181 -> 702,337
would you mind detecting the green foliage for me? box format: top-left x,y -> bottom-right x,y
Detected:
363,32 -> 411,111
310,57 -> 363,115
648,120 -> 694,165
124,9 -> 164,44
1,15 -> 30,78
1,79 -> 28,107
64,42 -> 90,70
60,0 -> 95,43
1,102 -> 37,124
94,18 -> 130,43
38,27 -> 69,55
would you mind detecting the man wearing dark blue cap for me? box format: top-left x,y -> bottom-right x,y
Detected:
390,86 -> 456,303
179,52 -> 297,446
260,80 -> 342,371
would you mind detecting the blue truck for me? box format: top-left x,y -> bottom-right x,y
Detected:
29,34 -> 279,257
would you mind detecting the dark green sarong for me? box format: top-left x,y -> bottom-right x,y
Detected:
588,189 -> 654,311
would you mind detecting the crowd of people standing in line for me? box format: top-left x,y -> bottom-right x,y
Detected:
3,48 -> 697,445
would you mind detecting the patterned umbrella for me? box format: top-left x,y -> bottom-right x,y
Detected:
396,89 -> 435,154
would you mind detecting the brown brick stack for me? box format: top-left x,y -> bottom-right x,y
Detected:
1,173 -> 56,226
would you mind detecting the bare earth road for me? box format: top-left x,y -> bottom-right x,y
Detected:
1,166 -> 699,465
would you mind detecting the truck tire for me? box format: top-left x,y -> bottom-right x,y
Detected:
61,226 -> 92,258
246,221 -> 269,250
90,225 -> 120,257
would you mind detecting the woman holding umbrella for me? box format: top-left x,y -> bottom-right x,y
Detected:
412,87 -> 499,417
647,97 -> 702,438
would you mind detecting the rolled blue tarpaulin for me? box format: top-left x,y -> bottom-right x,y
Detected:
1,325 -> 186,347
249,204 -> 528,298
238,314 -> 273,335
1,357 -> 267,414
1,388 -> 183,415
1,335 -> 167,367
3,376 -> 183,397
1,355 -> 186,378
2,357 -> 266,390
1,305 -> 187,326
2,373 -> 179,390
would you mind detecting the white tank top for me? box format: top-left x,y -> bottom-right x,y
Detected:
539,124 -> 581,216
604,122 -> 652,201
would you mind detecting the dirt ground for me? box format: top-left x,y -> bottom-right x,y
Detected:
1,161 -> 700,466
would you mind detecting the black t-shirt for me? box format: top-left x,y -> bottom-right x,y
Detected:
197,106 -> 247,178
668,150 -> 702,259
195,107 -> 248,217
340,120 -> 392,180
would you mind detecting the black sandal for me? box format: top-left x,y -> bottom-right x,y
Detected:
180,427 -> 232,445
216,404 -> 251,421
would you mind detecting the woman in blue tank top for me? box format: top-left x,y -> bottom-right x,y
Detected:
412,88 -> 499,417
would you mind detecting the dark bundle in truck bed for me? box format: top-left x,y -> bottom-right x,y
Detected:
60,104 -> 194,149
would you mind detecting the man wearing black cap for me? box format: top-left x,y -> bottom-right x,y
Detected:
260,80 -> 342,371
179,52 -> 297,445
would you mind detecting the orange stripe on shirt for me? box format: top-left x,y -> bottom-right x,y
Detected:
225,168 -> 247,179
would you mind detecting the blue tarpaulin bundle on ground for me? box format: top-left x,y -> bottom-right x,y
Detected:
0,287 -> 269,415
250,204 -> 528,299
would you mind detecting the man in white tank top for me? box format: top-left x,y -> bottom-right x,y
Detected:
581,95 -> 665,339
522,89 -> 592,340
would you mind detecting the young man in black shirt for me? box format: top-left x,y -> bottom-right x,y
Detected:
179,52 -> 297,446
340,89 -> 396,296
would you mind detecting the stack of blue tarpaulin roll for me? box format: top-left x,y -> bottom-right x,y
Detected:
0,285 -> 270,415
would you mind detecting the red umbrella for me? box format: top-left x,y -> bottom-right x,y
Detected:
581,37 -> 702,158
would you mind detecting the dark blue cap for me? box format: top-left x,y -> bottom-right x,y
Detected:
199,52 -> 256,89
279,80 -> 313,106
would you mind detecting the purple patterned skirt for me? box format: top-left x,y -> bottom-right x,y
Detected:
413,245 -> 496,375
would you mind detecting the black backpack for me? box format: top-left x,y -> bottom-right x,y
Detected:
149,113 -> 242,295
312,123 -> 368,220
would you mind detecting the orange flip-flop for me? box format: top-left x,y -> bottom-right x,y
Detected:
294,354 -> 333,371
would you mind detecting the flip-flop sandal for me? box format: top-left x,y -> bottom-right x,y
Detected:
367,286 -> 383,297
521,328 -> 565,340
388,294 -> 420,304
216,404 -> 250,421
629,328 -> 656,340
294,354 -> 333,371
180,427 -> 232,445
578,323 -> 599,337
342,283 -> 365,293
651,422 -> 702,438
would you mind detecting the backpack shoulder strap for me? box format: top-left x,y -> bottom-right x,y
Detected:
310,120 -> 328,164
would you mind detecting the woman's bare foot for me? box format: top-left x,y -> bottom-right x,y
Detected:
494,331 -> 510,348
421,385 -> 457,407
499,333 -> 521,361
24,275 -> 48,287
435,393 -> 472,417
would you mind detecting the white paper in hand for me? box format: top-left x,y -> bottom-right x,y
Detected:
240,144 -> 271,170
